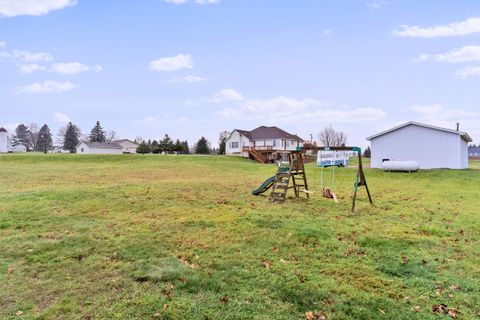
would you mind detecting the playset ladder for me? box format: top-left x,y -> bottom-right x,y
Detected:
269,151 -> 309,203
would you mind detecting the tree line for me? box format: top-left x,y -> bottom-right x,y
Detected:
136,135 -> 213,154
11,121 -> 118,154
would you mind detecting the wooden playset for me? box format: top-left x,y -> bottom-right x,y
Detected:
252,146 -> 373,212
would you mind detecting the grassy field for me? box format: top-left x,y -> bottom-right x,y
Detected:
0,154 -> 479,320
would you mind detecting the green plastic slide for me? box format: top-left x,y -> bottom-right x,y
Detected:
252,176 -> 276,195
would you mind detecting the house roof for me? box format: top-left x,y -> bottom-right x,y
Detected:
366,121 -> 472,142
469,146 -> 480,152
79,141 -> 123,149
0,127 -> 7,133
233,126 -> 304,141
114,139 -> 139,146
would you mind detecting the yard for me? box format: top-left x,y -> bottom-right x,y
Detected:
0,154 -> 479,319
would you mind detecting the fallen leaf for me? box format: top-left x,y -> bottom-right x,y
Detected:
153,312 -> 161,318
7,267 -> 14,274
447,307 -> 460,318
449,285 -> 461,291
16,310 -> 23,316
261,260 -> 272,269
272,246 -> 279,253
401,254 -> 409,264
432,304 -> 447,314
305,311 -> 327,320
412,306 -> 421,312
220,295 -> 229,304
163,304 -> 169,309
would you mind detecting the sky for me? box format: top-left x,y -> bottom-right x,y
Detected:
1,0 -> 480,147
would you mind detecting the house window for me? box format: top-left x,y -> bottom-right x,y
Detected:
231,142 -> 239,148
273,140 -> 277,147
81,148 -> 84,153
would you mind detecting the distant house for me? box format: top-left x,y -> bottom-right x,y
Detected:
0,127 -> 26,153
226,126 -> 304,163
0,127 -> 10,153
77,141 -> 123,154
367,121 -> 472,169
469,146 -> 480,158
76,139 -> 139,154
114,139 -> 139,154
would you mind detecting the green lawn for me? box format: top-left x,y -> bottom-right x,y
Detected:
0,154 -> 479,319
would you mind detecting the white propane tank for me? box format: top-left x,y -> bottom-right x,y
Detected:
382,160 -> 420,172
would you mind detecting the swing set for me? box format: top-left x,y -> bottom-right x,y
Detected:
314,146 -> 372,212
252,146 -> 373,212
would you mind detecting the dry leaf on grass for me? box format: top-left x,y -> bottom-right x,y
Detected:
305,311 -> 327,320
261,260 -> 272,269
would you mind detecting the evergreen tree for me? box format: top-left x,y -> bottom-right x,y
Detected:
89,121 -> 106,142
63,122 -> 81,153
151,140 -> 160,154
195,136 -> 210,154
14,124 -> 30,149
182,140 -> 190,154
174,139 -> 183,152
35,124 -> 53,153
363,146 -> 371,158
218,131 -> 230,155
159,134 -> 174,153
136,142 -> 150,154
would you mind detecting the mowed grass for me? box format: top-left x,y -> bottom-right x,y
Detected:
0,154 -> 479,320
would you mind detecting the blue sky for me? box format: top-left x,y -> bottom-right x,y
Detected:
1,0 -> 480,147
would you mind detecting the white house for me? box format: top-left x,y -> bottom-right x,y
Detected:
114,139 -> 139,154
0,128 -> 9,153
226,126 -> 304,162
76,141 -> 124,154
367,122 -> 472,169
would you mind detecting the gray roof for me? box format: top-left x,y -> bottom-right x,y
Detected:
234,126 -> 304,141
0,127 -> 7,133
367,121 -> 472,142
79,141 -> 123,149
113,139 -> 138,146
469,146 -> 480,153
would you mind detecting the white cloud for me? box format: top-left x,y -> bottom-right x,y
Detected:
456,66 -> 480,79
393,17 -> 480,38
418,45 -> 480,63
11,49 -> 53,62
18,64 -> 46,74
218,95 -> 386,124
16,81 -> 76,94
0,0 -> 76,17
0,41 -> 6,49
50,62 -> 102,74
169,74 -> 207,84
212,88 -> 244,103
52,112 -> 71,124
367,0 -> 389,10
149,54 -> 193,72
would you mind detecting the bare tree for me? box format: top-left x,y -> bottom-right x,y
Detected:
27,123 -> 39,150
106,130 -> 117,142
318,125 -> 347,147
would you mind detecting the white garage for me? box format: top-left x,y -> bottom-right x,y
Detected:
367,122 -> 472,169
76,141 -> 124,154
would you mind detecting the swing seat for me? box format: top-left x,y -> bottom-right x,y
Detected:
322,188 -> 338,203
302,189 -> 315,194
